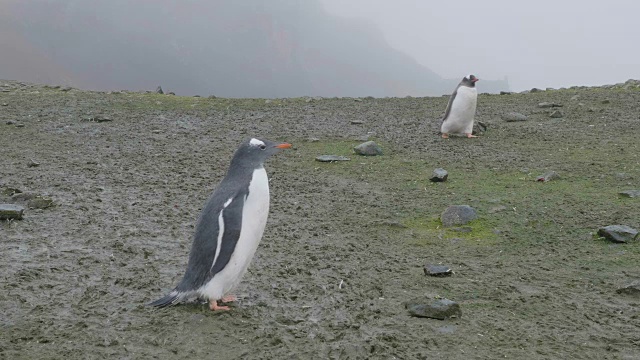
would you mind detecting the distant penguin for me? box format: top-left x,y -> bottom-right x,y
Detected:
440,74 -> 479,139
148,137 -> 292,311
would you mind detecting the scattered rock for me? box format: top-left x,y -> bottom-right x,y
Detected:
27,196 -> 54,209
499,91 -> 512,95
549,110 -> 563,118
353,141 -> 382,156
27,159 -> 40,168
350,120 -> 364,125
0,204 -> 25,220
308,137 -> 320,142
156,86 -> 164,94
167,92 -> 175,96
616,280 -> 640,296
83,116 -> 113,122
430,168 -> 448,182
619,190 -> 640,198
1,103 -> 7,106
538,102 -> 562,108
354,98 -> 363,102
405,298 -> 461,319
570,95 -> 580,101
472,121 -> 487,135
502,112 -> 528,122
15,123 -> 25,128
601,99 -> 611,104
597,225 -> 639,243
536,171 -> 560,182
489,205 -> 507,214
424,264 -> 452,277
60,86 -> 72,92
441,205 -> 477,227
265,100 -> 272,104
208,95 -> 217,99
193,95 -> 200,98
1,187 -> 22,196
530,88 -> 543,93
315,155 -> 351,162
6,120 -> 15,125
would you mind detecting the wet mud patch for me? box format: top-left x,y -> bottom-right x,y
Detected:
1,81 -> 640,358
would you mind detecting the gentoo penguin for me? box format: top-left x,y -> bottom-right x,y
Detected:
440,74 -> 480,139
148,137 -> 292,311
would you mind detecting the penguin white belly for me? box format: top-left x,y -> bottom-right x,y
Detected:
199,167 -> 270,300
441,86 -> 478,134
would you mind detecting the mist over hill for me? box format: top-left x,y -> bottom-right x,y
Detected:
0,0 -> 509,97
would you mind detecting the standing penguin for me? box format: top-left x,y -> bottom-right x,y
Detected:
440,74 -> 480,139
148,137 -> 292,310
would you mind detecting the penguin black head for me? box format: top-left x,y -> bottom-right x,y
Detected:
463,75 -> 479,87
231,137 -> 292,169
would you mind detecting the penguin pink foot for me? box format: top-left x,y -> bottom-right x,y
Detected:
465,133 -> 477,138
209,300 -> 230,311
441,133 -> 449,139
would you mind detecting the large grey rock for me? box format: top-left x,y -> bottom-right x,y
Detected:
536,171 -> 560,182
538,102 -> 562,108
430,168 -> 448,182
0,204 -> 25,220
597,225 -> 639,243
616,280 -> 640,296
441,205 -> 477,227
502,112 -> 528,122
549,110 -> 563,118
424,264 -> 452,277
619,190 -> 640,198
315,155 -> 350,162
405,298 -> 461,319
353,141 -> 382,156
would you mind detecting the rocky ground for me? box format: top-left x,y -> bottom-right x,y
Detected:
1,80 -> 639,359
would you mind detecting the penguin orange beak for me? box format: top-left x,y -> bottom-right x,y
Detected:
275,143 -> 292,149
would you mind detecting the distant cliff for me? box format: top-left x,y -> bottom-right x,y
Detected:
0,0 -> 509,97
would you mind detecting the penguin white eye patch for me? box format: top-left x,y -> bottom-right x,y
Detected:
249,138 -> 266,147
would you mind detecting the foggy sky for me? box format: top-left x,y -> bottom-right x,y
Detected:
321,0 -> 639,91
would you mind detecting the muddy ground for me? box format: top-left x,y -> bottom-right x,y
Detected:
1,81 -> 639,359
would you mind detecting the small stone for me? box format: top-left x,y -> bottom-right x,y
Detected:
308,137 -> 320,142
27,159 -> 40,168
499,91 -> 512,95
597,225 -> 639,243
1,103 -> 7,106
530,88 -> 543,93
430,168 -> 448,182
472,121 -> 487,135
167,92 -> 175,96
405,298 -> 461,319
1,187 -> 22,196
353,141 -> 382,156
0,204 -> 25,220
60,86 -> 72,92
619,190 -> 640,198
208,95 -> 217,99
193,95 -> 200,98
502,112 -> 528,122
536,171 -> 560,182
27,196 -> 54,209
265,100 -> 272,104
616,280 -> 640,296
441,205 -> 477,227
570,95 -> 580,101
424,264 -> 452,277
15,123 -> 25,128
549,110 -> 563,118
538,102 -> 562,108
6,120 -> 15,125
353,98 -> 363,102
156,86 -> 164,94
315,155 -> 351,162
601,99 -> 611,104
350,120 -> 364,125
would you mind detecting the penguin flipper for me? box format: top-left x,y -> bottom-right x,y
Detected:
441,86 -> 459,125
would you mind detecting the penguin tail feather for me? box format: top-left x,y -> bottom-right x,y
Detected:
147,290 -> 184,308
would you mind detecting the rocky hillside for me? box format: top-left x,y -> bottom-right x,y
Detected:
0,0 -> 509,97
